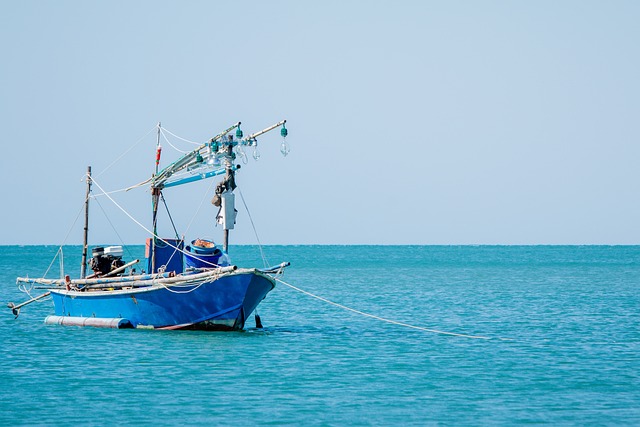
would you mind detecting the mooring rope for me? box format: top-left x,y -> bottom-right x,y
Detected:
274,277 -> 509,340
88,164 -> 505,340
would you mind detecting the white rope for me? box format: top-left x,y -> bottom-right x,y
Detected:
39,248 -> 61,290
274,277 -> 509,340
160,127 -> 203,145
157,270 -> 222,294
92,178 -> 160,240
90,186 -> 139,198
90,176 -> 223,269
90,177 -> 152,197
159,281 -> 206,294
160,128 -> 190,154
238,188 -> 269,268
93,196 -> 136,261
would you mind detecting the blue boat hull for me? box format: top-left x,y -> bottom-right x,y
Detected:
49,271 -> 275,330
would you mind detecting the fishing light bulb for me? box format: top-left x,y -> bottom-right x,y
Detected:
280,139 -> 290,157
236,146 -> 248,164
206,146 -> 214,164
253,147 -> 260,161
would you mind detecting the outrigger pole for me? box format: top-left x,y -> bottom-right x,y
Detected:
80,166 -> 92,279
7,292 -> 50,318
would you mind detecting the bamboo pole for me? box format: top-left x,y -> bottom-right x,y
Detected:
17,266 -> 238,287
80,166 -> 92,279
7,292 -> 51,318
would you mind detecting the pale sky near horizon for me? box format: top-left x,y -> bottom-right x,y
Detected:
1,1 -> 639,245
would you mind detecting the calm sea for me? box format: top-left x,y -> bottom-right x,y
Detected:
1,245 -> 639,426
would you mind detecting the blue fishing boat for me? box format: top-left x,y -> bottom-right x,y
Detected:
12,120 -> 290,330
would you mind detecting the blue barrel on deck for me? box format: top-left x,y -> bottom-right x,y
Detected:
189,239 -> 217,255
184,245 -> 224,269
145,238 -> 184,274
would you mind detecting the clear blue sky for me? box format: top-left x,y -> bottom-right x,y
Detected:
1,1 -> 639,245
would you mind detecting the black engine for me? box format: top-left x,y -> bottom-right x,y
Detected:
89,246 -> 125,276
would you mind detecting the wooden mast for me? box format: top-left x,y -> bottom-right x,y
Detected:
151,123 -> 161,273
80,166 -> 92,279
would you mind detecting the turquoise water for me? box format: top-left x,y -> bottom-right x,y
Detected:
1,245 -> 639,425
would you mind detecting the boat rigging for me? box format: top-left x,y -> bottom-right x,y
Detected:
11,120 -> 291,330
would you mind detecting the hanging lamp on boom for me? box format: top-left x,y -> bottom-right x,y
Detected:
280,123 -> 290,157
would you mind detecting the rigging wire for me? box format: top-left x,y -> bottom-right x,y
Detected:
20,193 -> 88,300
90,185 -> 142,198
41,196 -> 88,280
90,176 -> 223,269
93,196 -> 136,262
39,248 -> 61,290
92,177 -> 168,245
94,125 -> 157,179
182,173 -> 218,237
238,188 -> 269,268
160,128 -> 190,154
273,276 -> 510,341
153,192 -> 182,273
160,127 -> 203,145
160,193 -> 180,240
88,176 -> 153,198
159,176 -> 218,269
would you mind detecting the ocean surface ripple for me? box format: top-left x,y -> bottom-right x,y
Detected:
1,245 -> 639,425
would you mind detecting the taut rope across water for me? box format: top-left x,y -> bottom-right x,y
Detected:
274,277 -> 512,341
